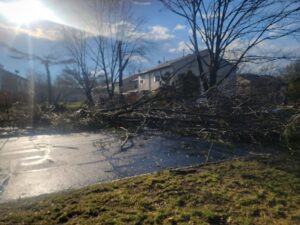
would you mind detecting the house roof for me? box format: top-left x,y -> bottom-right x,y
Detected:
123,73 -> 139,82
126,49 -> 229,80
139,50 -> 210,75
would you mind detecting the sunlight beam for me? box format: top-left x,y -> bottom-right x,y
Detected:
0,0 -> 60,26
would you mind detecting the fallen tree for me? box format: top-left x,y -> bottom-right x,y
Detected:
1,87 -> 299,152
92,87 -> 299,151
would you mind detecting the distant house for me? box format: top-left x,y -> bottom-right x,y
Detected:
236,73 -> 285,103
123,50 -> 237,96
0,68 -> 28,106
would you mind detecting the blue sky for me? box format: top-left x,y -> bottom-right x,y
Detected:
0,0 -> 299,79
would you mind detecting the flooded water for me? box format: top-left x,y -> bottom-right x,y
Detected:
0,131 -> 248,202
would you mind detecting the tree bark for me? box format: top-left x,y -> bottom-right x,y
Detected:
86,89 -> 95,106
45,62 -> 52,104
191,1 -> 208,92
118,41 -> 125,103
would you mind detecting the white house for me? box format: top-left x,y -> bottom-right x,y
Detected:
124,49 -> 237,96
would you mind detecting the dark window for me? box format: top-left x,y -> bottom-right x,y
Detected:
153,70 -> 161,82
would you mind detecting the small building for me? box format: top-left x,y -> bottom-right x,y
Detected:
0,68 -> 28,106
236,73 -> 285,104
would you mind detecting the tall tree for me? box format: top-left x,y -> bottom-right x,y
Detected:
63,0 -> 147,103
160,0 -> 300,91
63,30 -> 100,105
90,0 -> 147,99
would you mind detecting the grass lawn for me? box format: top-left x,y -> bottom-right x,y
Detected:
0,156 -> 299,225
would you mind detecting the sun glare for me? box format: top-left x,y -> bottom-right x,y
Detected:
0,0 -> 58,25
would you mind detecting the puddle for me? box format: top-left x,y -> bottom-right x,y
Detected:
0,132 -> 249,202
0,175 -> 10,195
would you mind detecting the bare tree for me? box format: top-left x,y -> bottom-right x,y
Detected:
63,30 -> 100,105
63,1 -> 147,104
160,0 -> 300,91
90,0 -> 147,99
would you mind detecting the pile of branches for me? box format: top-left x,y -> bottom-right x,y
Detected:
94,87 -> 298,147
0,103 -> 86,129
1,88 -> 298,149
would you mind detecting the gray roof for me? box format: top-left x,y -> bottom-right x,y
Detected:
139,49 -> 210,74
123,73 -> 139,82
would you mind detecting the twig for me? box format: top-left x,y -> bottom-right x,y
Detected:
120,104 -> 151,151
120,127 -> 130,150
205,140 -> 214,164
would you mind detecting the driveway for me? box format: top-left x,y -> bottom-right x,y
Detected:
0,131 -> 247,202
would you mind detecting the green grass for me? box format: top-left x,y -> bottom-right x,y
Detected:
0,156 -> 299,225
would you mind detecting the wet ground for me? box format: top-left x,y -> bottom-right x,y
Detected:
0,131 -> 249,202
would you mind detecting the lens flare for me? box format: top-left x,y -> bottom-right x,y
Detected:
0,0 -> 59,25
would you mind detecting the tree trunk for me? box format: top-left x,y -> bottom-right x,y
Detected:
109,83 -> 115,99
118,41 -> 125,103
210,68 -> 217,87
191,1 -> 208,92
86,89 -> 94,106
196,53 -> 209,91
45,63 -> 52,104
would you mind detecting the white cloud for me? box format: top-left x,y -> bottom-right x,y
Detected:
169,41 -> 192,53
146,25 -> 175,41
14,26 -> 63,41
87,22 -> 174,42
0,21 -> 65,41
130,55 -> 148,63
0,20 -> 174,44
128,0 -> 151,6
224,38 -> 300,74
174,24 -> 186,31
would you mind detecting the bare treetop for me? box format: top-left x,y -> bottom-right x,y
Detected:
160,0 -> 300,90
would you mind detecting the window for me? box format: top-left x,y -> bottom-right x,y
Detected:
154,71 -> 161,82
140,79 -> 143,84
